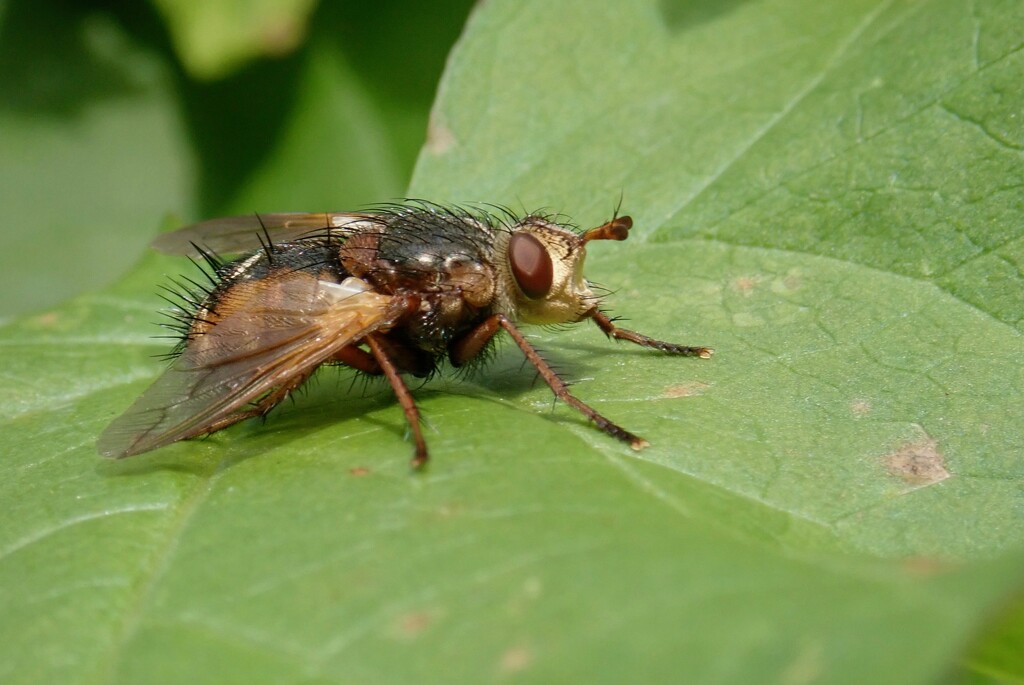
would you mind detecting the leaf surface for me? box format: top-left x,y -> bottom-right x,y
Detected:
2,1 -> 1023,683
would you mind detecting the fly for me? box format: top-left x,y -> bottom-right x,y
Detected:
97,202 -> 712,468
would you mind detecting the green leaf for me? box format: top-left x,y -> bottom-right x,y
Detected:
2,1 -> 1023,684
0,0 -> 463,317
0,3 -> 194,316
149,0 -> 318,79
960,590 -> 1024,683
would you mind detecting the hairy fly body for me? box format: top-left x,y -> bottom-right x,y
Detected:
98,203 -> 712,467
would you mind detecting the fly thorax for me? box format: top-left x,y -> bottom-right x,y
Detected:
443,253 -> 495,308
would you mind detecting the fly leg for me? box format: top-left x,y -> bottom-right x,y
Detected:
365,333 -> 430,469
331,345 -> 381,374
451,314 -> 650,450
587,309 -> 713,358
190,370 -> 316,438
334,339 -> 435,378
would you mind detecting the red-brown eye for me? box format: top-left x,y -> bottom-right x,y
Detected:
509,232 -> 553,299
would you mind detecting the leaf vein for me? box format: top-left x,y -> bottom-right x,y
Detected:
663,0 -> 899,225
90,473 -> 222,683
0,503 -> 169,563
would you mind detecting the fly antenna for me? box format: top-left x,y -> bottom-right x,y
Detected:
581,214 -> 632,243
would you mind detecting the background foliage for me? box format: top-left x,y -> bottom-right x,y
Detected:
1,1 -> 1022,683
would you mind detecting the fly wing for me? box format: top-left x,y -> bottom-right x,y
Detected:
97,276 -> 407,458
151,212 -> 379,256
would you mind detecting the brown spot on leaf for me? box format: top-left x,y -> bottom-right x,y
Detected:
426,114 -> 456,155
389,610 -> 439,641
663,381 -> 709,398
733,276 -> 758,295
33,312 -> 60,327
770,269 -> 803,294
436,502 -> 466,519
349,466 -> 370,477
780,641 -> 822,685
901,556 -> 955,577
850,399 -> 871,418
259,16 -> 304,56
884,437 -> 950,488
498,644 -> 533,674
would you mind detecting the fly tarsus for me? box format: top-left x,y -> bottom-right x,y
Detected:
587,309 -> 713,358
494,315 -> 651,449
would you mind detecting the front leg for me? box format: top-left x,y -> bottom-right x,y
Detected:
587,309 -> 713,358
452,314 -> 652,449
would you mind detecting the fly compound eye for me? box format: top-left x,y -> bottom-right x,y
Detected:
509,232 -> 553,299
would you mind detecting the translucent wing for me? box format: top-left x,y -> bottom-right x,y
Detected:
97,276 -> 407,458
151,212 -> 379,256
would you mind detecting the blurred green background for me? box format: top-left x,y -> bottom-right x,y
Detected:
0,0 -> 474,317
